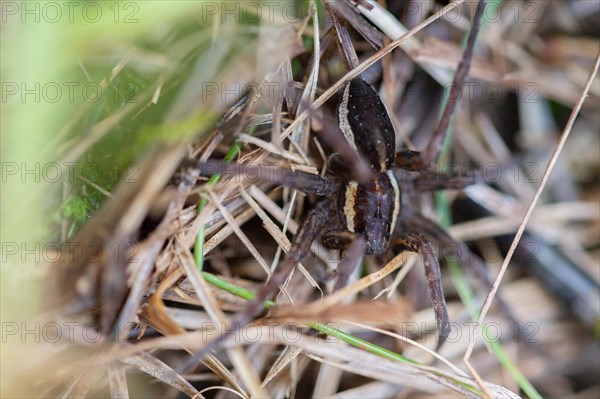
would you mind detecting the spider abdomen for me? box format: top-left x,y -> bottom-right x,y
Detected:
338,79 -> 397,172
338,170 -> 401,254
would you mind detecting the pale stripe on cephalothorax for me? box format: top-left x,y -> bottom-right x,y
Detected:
338,83 -> 358,153
343,181 -> 358,232
387,170 -> 401,236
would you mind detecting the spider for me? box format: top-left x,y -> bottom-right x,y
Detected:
188,0 -> 489,365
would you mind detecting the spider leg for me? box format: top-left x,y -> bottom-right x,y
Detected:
334,236 -> 366,291
395,168 -> 485,192
395,0 -> 487,171
182,197 -> 335,369
320,228 -> 367,291
325,153 -> 354,180
198,160 -> 340,195
393,233 -> 450,350
321,229 -> 354,249
312,112 -> 373,183
401,210 -> 524,338
326,236 -> 367,291
394,150 -> 428,172
320,228 -> 367,292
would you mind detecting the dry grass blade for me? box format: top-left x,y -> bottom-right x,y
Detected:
325,0 -> 384,50
76,173 -> 112,198
356,0 -> 453,85
116,146 -> 203,340
175,236 -> 266,398
264,330 -> 520,398
121,352 -> 200,398
197,386 -> 247,399
344,321 -> 466,376
328,382 -> 400,398
199,200 -> 261,254
304,250 -> 411,312
238,133 -> 305,164
204,187 -> 271,276
266,300 -> 411,324
313,362 -> 344,398
379,254 -> 418,300
140,250 -> 252,396
107,365 -> 129,399
448,201 -> 600,242
260,347 -> 303,390
247,185 -> 339,266
239,185 -> 319,291
324,2 -> 359,70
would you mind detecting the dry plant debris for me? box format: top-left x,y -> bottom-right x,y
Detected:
3,1 -> 599,398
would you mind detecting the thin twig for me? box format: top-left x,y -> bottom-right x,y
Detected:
463,46 -> 600,384
423,0 -> 488,166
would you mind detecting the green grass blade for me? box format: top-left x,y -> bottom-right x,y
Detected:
194,140 -> 243,271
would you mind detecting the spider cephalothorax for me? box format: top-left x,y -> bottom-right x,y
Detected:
334,170 -> 400,255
